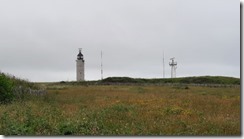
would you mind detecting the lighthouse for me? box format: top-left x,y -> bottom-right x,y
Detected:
76,48 -> 85,81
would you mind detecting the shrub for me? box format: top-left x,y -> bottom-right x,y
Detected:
102,77 -> 138,83
60,81 -> 66,84
0,74 -> 14,104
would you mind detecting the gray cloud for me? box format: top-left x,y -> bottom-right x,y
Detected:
0,0 -> 240,82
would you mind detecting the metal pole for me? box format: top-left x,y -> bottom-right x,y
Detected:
101,50 -> 103,80
163,51 -> 165,78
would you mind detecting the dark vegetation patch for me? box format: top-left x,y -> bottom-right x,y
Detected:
0,72 -> 44,104
102,76 -> 240,85
46,76 -> 240,86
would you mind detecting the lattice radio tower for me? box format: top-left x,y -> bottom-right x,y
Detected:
101,50 -> 103,80
169,57 -> 177,78
163,51 -> 165,78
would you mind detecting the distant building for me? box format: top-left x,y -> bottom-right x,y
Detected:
76,49 -> 85,81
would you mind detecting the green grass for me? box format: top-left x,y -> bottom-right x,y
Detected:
0,84 -> 240,135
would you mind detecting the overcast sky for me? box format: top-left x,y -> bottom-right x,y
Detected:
0,0 -> 240,82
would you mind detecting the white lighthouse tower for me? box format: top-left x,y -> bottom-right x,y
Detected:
76,48 -> 85,81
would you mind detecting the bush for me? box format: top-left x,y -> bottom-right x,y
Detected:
102,77 -> 137,83
60,81 -> 66,84
0,74 -> 14,104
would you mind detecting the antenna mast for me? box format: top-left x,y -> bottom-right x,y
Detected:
169,57 -> 177,78
101,50 -> 103,80
163,51 -> 165,78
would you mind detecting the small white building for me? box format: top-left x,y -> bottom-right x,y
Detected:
76,49 -> 85,81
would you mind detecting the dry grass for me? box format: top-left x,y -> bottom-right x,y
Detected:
0,84 -> 240,135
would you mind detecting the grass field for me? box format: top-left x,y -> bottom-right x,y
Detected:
0,84 -> 240,135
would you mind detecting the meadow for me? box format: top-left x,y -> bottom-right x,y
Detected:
0,83 -> 240,135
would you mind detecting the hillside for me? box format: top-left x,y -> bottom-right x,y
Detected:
56,76 -> 240,86
101,76 -> 240,85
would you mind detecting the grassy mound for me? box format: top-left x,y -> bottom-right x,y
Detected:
101,76 -> 240,85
